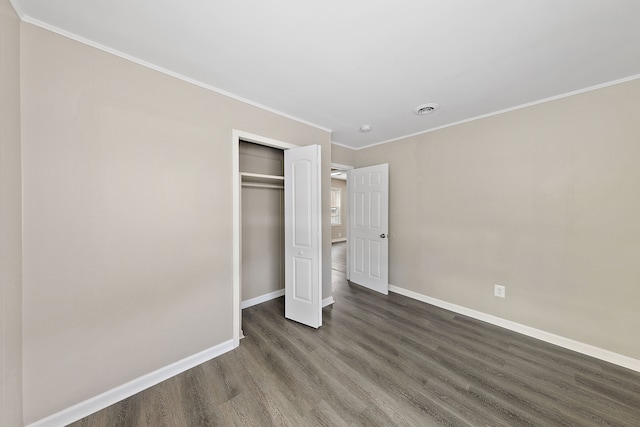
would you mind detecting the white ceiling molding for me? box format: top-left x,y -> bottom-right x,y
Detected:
18,14 -> 332,135
12,0 -> 640,149
8,0 -> 24,18
355,72 -> 640,151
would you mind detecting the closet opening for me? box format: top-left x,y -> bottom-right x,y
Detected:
239,141 -> 285,311
232,130 -> 298,345
232,130 -> 323,343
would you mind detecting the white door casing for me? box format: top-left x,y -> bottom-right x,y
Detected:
348,163 -> 389,295
284,145 -> 322,328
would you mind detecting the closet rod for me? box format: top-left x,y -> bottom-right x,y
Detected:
240,172 -> 284,181
241,182 -> 284,190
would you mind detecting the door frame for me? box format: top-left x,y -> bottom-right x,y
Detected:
330,163 -> 353,280
232,130 -> 297,347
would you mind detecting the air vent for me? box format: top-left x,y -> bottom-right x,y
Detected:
414,103 -> 439,115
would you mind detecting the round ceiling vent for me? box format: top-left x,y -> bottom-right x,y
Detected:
414,103 -> 439,115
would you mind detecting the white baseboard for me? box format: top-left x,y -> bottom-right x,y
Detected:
241,289 -> 285,309
331,238 -> 347,243
241,290 -> 333,310
27,339 -> 236,427
389,285 -> 640,373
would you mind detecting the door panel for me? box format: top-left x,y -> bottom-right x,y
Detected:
293,258 -> 312,301
370,241 -> 381,279
293,160 -> 312,247
353,238 -> 365,273
284,145 -> 322,328
354,192 -> 365,226
348,164 -> 389,294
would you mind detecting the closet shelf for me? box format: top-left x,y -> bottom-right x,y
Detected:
240,172 -> 285,184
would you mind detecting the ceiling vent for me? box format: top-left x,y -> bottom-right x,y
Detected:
414,103 -> 439,115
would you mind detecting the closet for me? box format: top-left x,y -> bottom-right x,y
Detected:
239,141 -> 285,306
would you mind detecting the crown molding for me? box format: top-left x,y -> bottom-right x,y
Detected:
19,15 -> 332,134
354,73 -> 640,151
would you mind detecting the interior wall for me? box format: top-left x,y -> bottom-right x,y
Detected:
20,23 -> 331,424
0,0 -> 23,426
355,78 -> 640,361
331,178 -> 347,241
331,142 -> 356,166
242,187 -> 284,300
240,142 -> 284,301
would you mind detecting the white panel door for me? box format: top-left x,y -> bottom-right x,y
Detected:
284,145 -> 322,328
348,164 -> 389,294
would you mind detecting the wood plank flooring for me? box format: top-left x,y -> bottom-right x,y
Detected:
70,242 -> 640,426
331,241 -> 346,273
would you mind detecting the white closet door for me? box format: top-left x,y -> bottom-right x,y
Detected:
284,145 -> 322,328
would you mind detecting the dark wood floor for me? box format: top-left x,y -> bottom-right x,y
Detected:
331,241 -> 346,274
70,242 -> 640,426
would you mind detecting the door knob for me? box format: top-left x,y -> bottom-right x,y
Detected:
380,233 -> 386,238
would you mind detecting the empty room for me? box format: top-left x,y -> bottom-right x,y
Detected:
2,1 -> 640,426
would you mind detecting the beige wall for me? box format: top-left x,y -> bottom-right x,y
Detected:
356,78 -> 640,360
240,143 -> 284,301
0,0 -> 23,426
21,24 -> 331,423
331,178 -> 347,241
331,142 -> 356,167
242,186 -> 284,300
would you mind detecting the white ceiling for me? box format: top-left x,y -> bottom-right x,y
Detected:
12,0 -> 640,149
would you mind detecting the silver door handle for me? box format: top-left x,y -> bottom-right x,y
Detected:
380,233 -> 386,238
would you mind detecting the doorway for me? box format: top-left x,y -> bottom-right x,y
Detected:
347,163 -> 389,295
232,131 -> 298,346
239,141 -> 285,309
330,163 -> 351,286
232,130 -> 323,344
329,162 -> 390,295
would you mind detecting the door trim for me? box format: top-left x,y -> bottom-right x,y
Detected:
330,162 -> 354,171
232,130 -> 297,346
330,163 -> 353,280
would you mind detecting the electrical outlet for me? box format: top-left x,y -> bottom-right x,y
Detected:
338,232 -> 341,237
494,284 -> 506,298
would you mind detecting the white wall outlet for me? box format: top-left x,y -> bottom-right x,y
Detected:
494,284 -> 506,298
338,232 -> 341,237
